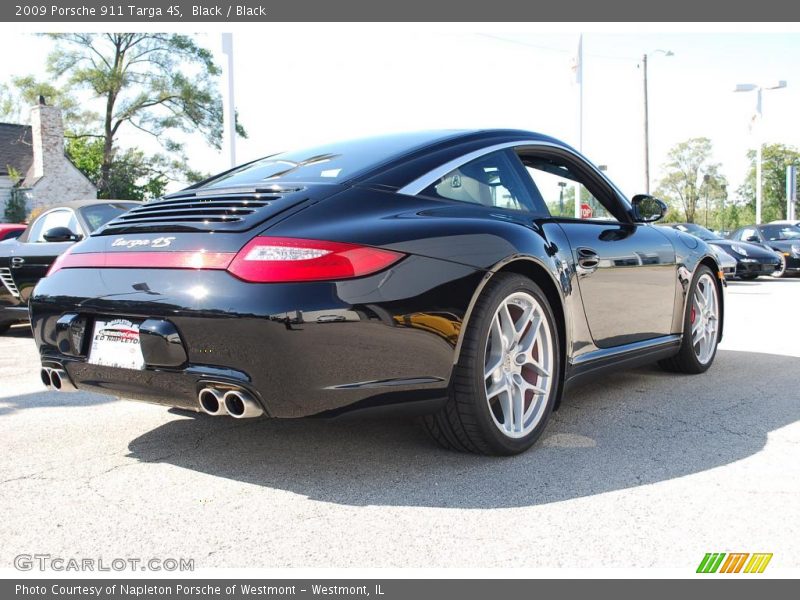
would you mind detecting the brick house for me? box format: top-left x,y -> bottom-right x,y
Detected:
0,99 -> 97,220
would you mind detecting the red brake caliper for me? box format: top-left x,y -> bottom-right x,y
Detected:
690,306 -> 696,324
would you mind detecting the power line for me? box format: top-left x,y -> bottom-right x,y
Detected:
474,33 -> 640,62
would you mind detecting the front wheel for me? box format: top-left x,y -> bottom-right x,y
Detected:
421,273 -> 561,455
659,266 -> 721,374
772,255 -> 787,278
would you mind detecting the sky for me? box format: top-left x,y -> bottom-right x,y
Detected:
0,25 -> 798,200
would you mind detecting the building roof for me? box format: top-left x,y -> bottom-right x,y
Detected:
0,123 -> 33,178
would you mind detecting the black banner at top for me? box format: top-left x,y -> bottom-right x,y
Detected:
2,0 -> 800,22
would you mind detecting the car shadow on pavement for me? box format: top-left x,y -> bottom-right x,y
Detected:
0,325 -> 117,415
1,324 -> 33,338
125,349 -> 800,508
0,389 -> 115,416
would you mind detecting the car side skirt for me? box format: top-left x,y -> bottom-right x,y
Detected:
564,334 -> 682,391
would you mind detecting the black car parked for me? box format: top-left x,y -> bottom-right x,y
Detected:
0,200 -> 139,332
30,130 -> 724,455
729,223 -> 800,277
662,222 -> 781,280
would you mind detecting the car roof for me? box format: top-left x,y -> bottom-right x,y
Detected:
182,129 -> 570,195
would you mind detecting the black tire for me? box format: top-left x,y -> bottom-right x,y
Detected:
659,265 -> 720,374
772,255 -> 787,278
420,273 -> 561,456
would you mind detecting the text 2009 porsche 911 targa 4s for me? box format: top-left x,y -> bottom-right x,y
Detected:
30,130 -> 724,455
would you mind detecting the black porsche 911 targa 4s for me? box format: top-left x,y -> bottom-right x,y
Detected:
30,130 -> 725,455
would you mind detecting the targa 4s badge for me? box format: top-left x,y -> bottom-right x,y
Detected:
112,236 -> 176,249
697,552 -> 773,574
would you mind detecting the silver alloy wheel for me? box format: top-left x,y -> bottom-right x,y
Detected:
772,254 -> 786,278
691,273 -> 719,365
483,291 -> 553,439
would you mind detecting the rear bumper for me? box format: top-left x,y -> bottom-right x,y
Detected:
31,256 -> 482,418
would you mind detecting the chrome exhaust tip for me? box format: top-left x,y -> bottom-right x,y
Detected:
198,388 -> 227,416
50,368 -> 77,392
223,390 -> 264,419
40,368 -> 53,389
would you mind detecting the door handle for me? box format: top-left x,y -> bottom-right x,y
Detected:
576,247 -> 599,275
10,257 -> 24,268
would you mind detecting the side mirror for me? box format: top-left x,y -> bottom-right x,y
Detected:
745,235 -> 760,243
43,227 -> 82,243
631,194 -> 668,223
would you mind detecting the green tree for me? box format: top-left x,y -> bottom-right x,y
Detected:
655,137 -> 727,224
0,76 -> 97,132
718,198 -> 755,232
1,34 -> 247,198
737,143 -> 800,223
65,137 -> 169,200
45,33 -> 243,196
3,167 -> 27,222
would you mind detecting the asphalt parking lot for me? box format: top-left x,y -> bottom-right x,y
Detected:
1,278 -> 799,571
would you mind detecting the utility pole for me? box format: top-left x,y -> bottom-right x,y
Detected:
221,33 -> 237,169
642,50 -> 673,195
734,81 -> 787,224
558,181 -> 567,215
574,34 -> 583,218
643,53 -> 650,194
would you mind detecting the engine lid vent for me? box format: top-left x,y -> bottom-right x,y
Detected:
97,187 -> 307,234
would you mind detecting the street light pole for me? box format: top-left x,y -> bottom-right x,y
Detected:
574,34 -> 583,219
642,50 -> 673,195
221,33 -> 237,169
734,81 -> 787,224
754,87 -> 764,225
643,53 -> 650,194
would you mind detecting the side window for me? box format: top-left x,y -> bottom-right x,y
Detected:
519,155 -> 618,221
420,150 -> 544,213
740,228 -> 757,241
28,209 -> 78,242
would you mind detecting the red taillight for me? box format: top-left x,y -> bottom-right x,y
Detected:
46,237 -> 402,283
227,237 -> 404,282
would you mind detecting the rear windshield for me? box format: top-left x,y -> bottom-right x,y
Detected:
195,131 -> 463,190
79,203 -> 139,232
